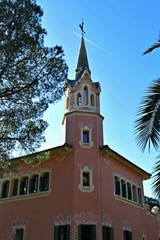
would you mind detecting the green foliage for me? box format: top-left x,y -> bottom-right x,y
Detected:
145,196 -> 160,209
0,0 -> 68,163
135,79 -> 160,152
135,36 -> 160,198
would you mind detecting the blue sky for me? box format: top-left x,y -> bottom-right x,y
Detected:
37,0 -> 160,197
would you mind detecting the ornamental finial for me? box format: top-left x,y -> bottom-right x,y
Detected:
79,19 -> 86,37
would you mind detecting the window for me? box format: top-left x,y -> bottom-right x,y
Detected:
77,93 -> 82,106
79,167 -> 94,192
84,86 -> 88,105
78,224 -> 96,240
80,126 -> 93,148
1,180 -> 9,198
54,225 -> 70,240
132,185 -> 137,202
114,177 -> 120,196
0,170 -> 50,200
138,188 -> 142,205
123,230 -> 132,240
83,172 -> 90,187
16,228 -> 24,240
40,172 -> 49,192
103,226 -> 114,240
83,130 -> 89,144
30,175 -> 39,193
121,180 -> 126,198
20,177 -> 28,195
91,94 -> 95,106
114,176 -> 143,206
127,183 -> 132,200
12,179 -> 19,196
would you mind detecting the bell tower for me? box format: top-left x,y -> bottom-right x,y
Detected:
62,24 -> 104,149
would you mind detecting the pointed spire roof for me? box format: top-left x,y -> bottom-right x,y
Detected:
75,36 -> 91,81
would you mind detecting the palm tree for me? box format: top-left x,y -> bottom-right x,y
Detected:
135,36 -> 160,199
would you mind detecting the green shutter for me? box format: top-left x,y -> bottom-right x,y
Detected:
67,224 -> 70,240
54,226 -> 58,240
110,227 -> 114,240
16,229 -> 24,240
92,225 -> 96,240
78,224 -> 82,240
102,226 -> 106,240
123,231 -> 126,240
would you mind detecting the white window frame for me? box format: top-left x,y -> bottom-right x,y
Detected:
79,166 -> 94,192
79,126 -> 93,148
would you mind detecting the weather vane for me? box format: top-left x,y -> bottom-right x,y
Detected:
79,20 -> 86,37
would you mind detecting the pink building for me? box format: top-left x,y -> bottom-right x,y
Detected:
0,36 -> 160,240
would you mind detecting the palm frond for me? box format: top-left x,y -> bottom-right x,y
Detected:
134,79 -> 160,152
143,36 -> 160,55
152,155 -> 160,200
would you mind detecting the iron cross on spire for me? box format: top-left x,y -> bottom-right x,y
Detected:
79,20 -> 86,37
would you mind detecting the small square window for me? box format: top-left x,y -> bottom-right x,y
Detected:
83,172 -> 90,187
83,131 -> 89,143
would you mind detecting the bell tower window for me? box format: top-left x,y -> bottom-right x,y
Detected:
84,86 -> 88,105
90,94 -> 95,106
77,93 -> 82,106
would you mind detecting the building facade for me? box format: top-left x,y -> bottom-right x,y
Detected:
0,35 -> 160,240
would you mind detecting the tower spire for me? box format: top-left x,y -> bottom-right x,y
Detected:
75,21 -> 91,81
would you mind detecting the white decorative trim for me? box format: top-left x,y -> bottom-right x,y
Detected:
122,219 -> 132,231
74,211 -> 100,225
142,232 -> 146,240
8,218 -> 28,240
79,166 -> 94,192
54,212 -> 73,225
78,123 -> 94,148
104,158 -> 110,166
102,214 -> 112,227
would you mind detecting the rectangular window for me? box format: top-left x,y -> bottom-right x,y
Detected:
78,224 -> 96,240
83,172 -> 90,187
16,228 -> 24,240
2,181 -> 9,198
83,131 -> 89,143
103,226 -> 114,240
123,230 -> 132,240
127,183 -> 132,200
114,177 -> 120,195
54,225 -> 70,240
12,179 -> 19,196
138,188 -> 142,205
121,180 -> 127,198
40,173 -> 49,192
20,177 -> 28,195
